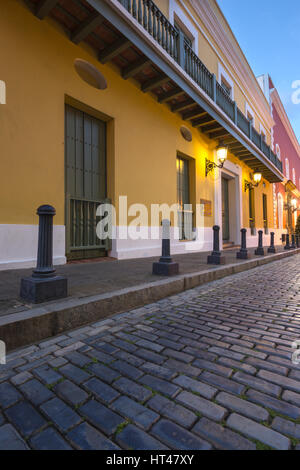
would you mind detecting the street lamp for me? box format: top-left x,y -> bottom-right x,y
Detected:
285,199 -> 298,212
205,140 -> 228,176
244,170 -> 262,192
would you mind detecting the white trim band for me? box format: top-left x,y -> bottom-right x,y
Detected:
0,224 -> 66,270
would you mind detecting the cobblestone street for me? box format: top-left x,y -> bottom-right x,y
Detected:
1,255 -> 300,450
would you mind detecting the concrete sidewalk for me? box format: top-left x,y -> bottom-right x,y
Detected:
0,245 -> 299,351
0,245 -> 292,316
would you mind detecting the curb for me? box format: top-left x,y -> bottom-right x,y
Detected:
1,248 -> 300,351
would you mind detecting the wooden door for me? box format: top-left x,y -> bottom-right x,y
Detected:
222,177 -> 230,241
65,105 -> 109,260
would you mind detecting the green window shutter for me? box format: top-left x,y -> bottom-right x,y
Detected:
65,105 -> 109,259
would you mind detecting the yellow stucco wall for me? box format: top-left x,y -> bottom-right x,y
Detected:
0,0 -> 274,235
1,0 -> 215,227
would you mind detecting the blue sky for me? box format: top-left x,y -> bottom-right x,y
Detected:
217,0 -> 300,141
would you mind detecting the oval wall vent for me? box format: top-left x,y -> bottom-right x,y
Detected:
74,59 -> 107,90
180,125 -> 192,142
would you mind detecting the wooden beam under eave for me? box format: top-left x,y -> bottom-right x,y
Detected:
182,109 -> 207,120
141,76 -> 170,93
71,12 -> 104,44
239,155 -> 256,161
209,130 -> 230,139
230,148 -> 245,155
202,124 -> 223,134
192,118 -> 216,128
242,159 -> 259,165
158,88 -> 184,103
234,150 -> 251,156
235,153 -> 252,159
98,38 -> 131,64
171,99 -> 194,112
228,143 -> 244,150
122,58 -> 151,79
36,0 -> 59,19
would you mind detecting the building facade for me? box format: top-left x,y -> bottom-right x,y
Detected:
0,0 -> 284,270
258,74 -> 300,241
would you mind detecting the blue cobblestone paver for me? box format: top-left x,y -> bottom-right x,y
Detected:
1,256 -> 300,449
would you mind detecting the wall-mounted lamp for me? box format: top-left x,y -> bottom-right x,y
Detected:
205,140 -> 228,176
284,198 -> 299,213
244,170 -> 262,192
291,199 -> 299,213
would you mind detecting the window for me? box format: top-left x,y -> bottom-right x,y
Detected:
293,168 -> 296,185
249,188 -> 255,235
0,80 -> 6,105
245,103 -> 255,127
177,156 -> 192,240
247,112 -> 254,126
218,64 -> 234,100
174,22 -> 192,48
65,105 -> 107,259
221,78 -> 232,98
285,158 -> 290,180
169,0 -> 198,55
260,124 -> 266,142
263,194 -> 268,234
275,144 -> 281,161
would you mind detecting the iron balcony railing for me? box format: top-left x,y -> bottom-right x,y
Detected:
118,0 -> 283,174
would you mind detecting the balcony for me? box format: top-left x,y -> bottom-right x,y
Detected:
26,0 -> 283,182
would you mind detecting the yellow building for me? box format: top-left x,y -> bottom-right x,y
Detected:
0,0 -> 283,269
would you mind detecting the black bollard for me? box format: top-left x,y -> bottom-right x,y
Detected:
237,228 -> 248,259
297,234 -> 300,248
268,232 -> 276,253
255,230 -> 265,256
284,233 -> 290,250
20,205 -> 68,303
153,219 -> 179,276
291,234 -> 296,249
207,226 -> 225,264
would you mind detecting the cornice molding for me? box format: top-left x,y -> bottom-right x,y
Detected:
189,0 -> 274,130
271,89 -> 300,157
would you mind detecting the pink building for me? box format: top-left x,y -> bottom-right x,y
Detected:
258,74 -> 300,241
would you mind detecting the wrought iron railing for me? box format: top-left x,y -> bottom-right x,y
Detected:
118,0 -> 283,174
66,196 -> 111,253
120,0 -> 178,61
184,44 -> 214,99
252,127 -> 261,148
237,108 -> 250,137
216,81 -> 235,121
